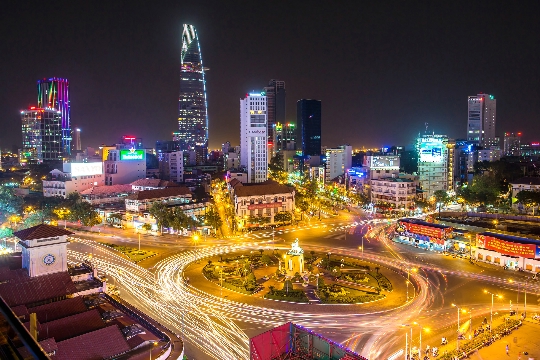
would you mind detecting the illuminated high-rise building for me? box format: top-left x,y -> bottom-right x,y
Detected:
467,94 -> 496,147
73,128 -> 82,152
37,78 -> 71,156
297,99 -> 322,156
240,93 -> 268,183
178,24 -> 208,164
20,107 -> 63,164
263,79 -> 286,155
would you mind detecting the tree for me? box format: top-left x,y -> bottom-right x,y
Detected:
317,275 -> 325,289
0,186 -> 23,222
516,190 -> 540,215
149,202 -> 170,234
70,201 -> 100,227
107,213 -> 123,226
274,211 -> 292,224
205,205 -> 223,233
433,190 -> 450,218
142,223 -> 152,232
170,207 -> 189,234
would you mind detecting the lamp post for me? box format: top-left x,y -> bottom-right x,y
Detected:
149,341 -> 158,360
484,290 -> 502,335
451,303 -> 466,351
401,324 -> 413,360
412,322 -> 429,358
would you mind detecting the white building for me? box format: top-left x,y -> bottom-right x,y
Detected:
370,175 -> 417,209
467,94 -> 497,147
240,93 -> 268,183
158,151 -> 183,183
324,145 -> 352,182
225,152 -> 240,170
417,134 -> 449,199
232,180 -> 295,225
131,178 -> 179,191
43,162 -> 104,198
104,149 -> 146,185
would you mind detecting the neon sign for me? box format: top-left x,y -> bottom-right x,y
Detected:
120,148 -> 145,161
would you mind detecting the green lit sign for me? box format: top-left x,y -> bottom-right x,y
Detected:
120,149 -> 145,161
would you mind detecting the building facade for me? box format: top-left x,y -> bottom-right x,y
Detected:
371,177 -> 417,209
504,132 -> 522,157
158,151 -> 184,183
263,79 -> 286,155
20,108 -> 64,164
325,145 -> 352,182
273,122 -> 296,152
177,24 -> 208,164
467,93 -> 497,147
104,149 -> 146,185
125,187 -> 192,213
417,134 -> 449,199
240,93 -> 268,183
297,99 -> 321,156
43,162 -> 104,198
37,78 -> 71,156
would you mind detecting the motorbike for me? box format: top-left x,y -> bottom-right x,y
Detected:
432,347 -> 439,357
441,338 -> 448,345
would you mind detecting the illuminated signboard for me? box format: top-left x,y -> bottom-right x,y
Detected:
69,162 -> 103,177
369,156 -> 400,169
477,234 -> 540,259
400,221 -> 452,240
120,149 -> 145,161
419,138 -> 444,163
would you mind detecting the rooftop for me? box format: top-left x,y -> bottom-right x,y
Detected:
399,218 -> 452,230
130,178 -> 180,188
480,231 -> 540,246
234,180 -> 294,197
14,224 -> 73,241
128,186 -> 192,201
80,184 -> 133,196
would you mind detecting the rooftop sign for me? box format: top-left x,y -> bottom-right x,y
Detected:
120,148 -> 145,161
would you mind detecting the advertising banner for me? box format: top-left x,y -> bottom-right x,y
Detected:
248,202 -> 282,210
477,234 -> 539,259
69,162 -> 103,177
120,149 -> 145,161
400,221 -> 445,239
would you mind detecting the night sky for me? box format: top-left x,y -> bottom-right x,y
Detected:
1,1 -> 539,151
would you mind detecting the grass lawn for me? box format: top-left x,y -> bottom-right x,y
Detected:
99,242 -> 156,263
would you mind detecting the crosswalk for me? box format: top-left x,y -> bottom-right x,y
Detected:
245,222 -> 357,240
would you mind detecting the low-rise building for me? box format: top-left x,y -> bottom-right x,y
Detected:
43,162 -> 104,198
125,187 -> 193,213
370,176 -> 417,210
80,184 -> 134,205
131,178 -> 179,191
104,149 -> 146,185
232,180 -> 295,226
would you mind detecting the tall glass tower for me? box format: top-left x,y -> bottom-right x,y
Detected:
178,24 -> 208,164
37,78 -> 71,156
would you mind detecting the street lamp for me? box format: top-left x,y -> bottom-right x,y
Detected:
412,322 -> 429,358
149,341 -> 158,360
483,290 -> 502,335
216,266 -> 223,297
401,324 -> 413,360
451,303 -> 467,351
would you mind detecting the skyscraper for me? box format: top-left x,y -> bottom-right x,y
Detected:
297,99 -> 322,156
263,79 -> 286,155
416,134 -> 449,198
20,107 -> 63,164
37,78 -> 71,156
178,24 -> 208,164
467,94 -> 497,147
240,93 -> 268,183
73,128 -> 81,152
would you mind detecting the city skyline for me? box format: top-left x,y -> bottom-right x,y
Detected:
1,2 -> 540,151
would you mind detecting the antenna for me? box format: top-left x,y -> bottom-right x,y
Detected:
425,122 -> 429,133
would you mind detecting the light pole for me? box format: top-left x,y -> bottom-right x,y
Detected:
401,324 -> 413,360
149,341 -> 158,360
216,266 -> 223,297
412,322 -> 429,358
483,290 -> 502,335
451,304 -> 466,351
509,278 -> 519,313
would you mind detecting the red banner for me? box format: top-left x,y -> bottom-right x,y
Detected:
401,222 -> 449,239
477,234 -> 536,259
248,202 -> 282,210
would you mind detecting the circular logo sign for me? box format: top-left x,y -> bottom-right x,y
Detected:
43,254 -> 56,266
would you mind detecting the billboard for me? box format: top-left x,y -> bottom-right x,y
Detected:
418,138 -> 444,163
477,234 -> 540,259
369,155 -> 400,169
69,162 -> 103,177
120,149 -> 145,161
399,220 -> 452,241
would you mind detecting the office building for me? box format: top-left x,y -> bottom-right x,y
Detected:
37,77 -> 71,156
504,132 -> 522,157
417,134 -> 449,199
240,93 -> 268,183
324,145 -> 352,182
297,99 -> 321,157
263,79 -> 286,155
177,24 -> 209,164
467,94 -> 497,147
20,107 -> 63,164
273,122 -> 296,152
72,127 -> 82,152
158,151 -> 184,183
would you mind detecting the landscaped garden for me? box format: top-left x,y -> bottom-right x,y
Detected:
200,248 -> 395,305
99,242 -> 157,263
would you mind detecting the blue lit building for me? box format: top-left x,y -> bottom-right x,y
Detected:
296,99 -> 321,156
178,24 -> 208,165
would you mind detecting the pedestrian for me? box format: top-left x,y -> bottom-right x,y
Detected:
518,351 -> 521,360
506,344 -> 509,355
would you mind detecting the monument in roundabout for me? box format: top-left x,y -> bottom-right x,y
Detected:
283,238 -> 304,277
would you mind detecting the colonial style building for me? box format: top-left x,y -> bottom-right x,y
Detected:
125,187 -> 193,213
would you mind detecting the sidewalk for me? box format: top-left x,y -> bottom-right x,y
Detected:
469,320 -> 540,360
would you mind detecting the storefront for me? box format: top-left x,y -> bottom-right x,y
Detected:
395,218 -> 453,252
475,232 -> 540,272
